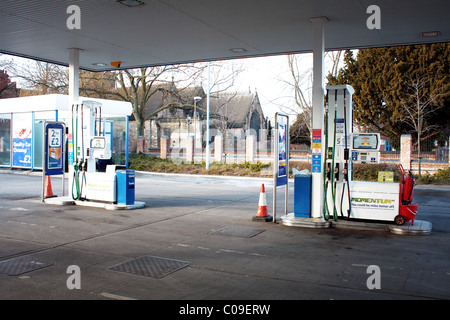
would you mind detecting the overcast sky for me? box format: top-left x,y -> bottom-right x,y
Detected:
233,52 -> 342,123
233,54 -> 299,121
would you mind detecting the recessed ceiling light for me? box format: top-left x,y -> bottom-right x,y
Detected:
421,31 -> 440,38
230,48 -> 247,53
93,62 -> 108,67
117,0 -> 145,7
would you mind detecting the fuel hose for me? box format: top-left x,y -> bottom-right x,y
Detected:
322,91 -> 330,221
340,89 -> 351,218
330,92 -> 338,221
71,104 -> 81,200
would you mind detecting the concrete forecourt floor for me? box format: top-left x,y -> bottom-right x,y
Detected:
0,169 -> 449,304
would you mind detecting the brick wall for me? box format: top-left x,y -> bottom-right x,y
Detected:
400,134 -> 412,170
411,162 -> 449,174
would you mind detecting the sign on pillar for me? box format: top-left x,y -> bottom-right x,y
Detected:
312,129 -> 322,173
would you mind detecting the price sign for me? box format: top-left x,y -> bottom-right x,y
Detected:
49,128 -> 62,148
44,122 -> 65,176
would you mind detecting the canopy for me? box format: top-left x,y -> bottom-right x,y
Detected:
0,0 -> 447,71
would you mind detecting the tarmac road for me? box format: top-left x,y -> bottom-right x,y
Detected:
0,170 -> 449,302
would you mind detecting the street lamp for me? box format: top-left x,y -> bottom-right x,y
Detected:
206,62 -> 211,170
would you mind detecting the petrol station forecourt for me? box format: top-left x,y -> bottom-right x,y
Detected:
0,0 -> 449,303
0,169 -> 449,301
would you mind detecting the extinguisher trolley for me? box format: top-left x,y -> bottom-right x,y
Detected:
396,164 -> 418,225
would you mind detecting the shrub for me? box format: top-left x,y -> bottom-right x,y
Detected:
434,166 -> 450,183
240,161 -> 270,173
127,154 -> 448,184
416,172 -> 435,184
128,154 -> 271,177
352,163 -> 400,182
420,166 -> 450,184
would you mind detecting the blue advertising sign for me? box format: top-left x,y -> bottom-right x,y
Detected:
276,114 -> 288,187
12,113 -> 33,168
44,122 -> 65,176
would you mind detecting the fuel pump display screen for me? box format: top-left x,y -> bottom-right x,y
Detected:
353,134 -> 378,150
89,136 -> 111,160
90,137 -> 106,149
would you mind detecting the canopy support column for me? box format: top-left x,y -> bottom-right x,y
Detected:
68,48 -> 80,199
310,17 -> 327,219
69,48 -> 80,104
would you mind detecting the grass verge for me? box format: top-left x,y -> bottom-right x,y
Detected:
128,154 -> 450,184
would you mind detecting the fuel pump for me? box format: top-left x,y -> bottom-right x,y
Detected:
330,91 -> 338,221
323,85 -> 418,225
69,101 -> 116,203
322,90 -> 330,221
71,103 -> 84,200
323,85 -> 354,222
323,90 -> 337,221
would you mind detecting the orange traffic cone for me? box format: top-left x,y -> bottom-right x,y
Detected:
252,184 -> 273,222
44,175 -> 55,198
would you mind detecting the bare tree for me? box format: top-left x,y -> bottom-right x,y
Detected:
284,50 -> 345,145
79,70 -> 117,100
206,60 -> 245,95
326,50 -> 342,79
400,75 -> 444,175
0,54 -> 14,70
202,61 -> 246,153
284,54 -> 313,144
286,51 -> 343,132
12,61 -> 68,95
116,67 -> 179,138
80,65 -> 207,149
11,57 -> 244,152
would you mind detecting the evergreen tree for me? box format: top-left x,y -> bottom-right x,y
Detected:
289,113 -> 311,147
328,44 -> 450,148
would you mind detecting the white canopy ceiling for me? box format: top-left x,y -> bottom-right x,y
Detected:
0,0 -> 448,71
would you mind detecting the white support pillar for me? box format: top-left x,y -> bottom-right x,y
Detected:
68,48 -> 80,199
310,17 -> 327,219
69,48 -> 80,104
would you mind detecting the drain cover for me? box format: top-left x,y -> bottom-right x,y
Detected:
108,255 -> 190,279
0,258 -> 53,276
212,226 -> 265,238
